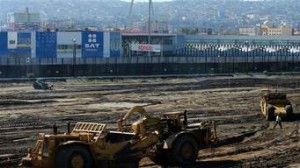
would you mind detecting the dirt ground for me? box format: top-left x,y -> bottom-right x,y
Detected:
0,74 -> 300,168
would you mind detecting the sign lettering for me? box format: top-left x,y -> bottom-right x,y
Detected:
131,44 -> 161,52
85,43 -> 100,49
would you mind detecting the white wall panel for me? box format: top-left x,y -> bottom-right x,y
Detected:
57,32 -> 82,58
103,32 -> 110,58
31,31 -> 36,58
7,32 -> 17,49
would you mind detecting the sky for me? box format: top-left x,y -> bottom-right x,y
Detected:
121,0 -> 174,2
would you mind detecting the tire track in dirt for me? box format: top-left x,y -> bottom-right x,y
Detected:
0,76 -> 300,167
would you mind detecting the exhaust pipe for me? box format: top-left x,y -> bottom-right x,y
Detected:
67,122 -> 71,134
53,124 -> 58,135
183,110 -> 188,126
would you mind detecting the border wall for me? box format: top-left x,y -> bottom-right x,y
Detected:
0,56 -> 299,78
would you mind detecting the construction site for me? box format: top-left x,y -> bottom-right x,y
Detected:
1,0 -> 300,167
0,74 -> 299,168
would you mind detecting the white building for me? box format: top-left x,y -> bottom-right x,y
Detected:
239,26 -> 261,36
7,8 -> 40,31
131,20 -> 169,33
261,23 -> 293,36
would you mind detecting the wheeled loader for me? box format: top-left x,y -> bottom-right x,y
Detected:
20,106 -> 217,167
260,90 -> 293,121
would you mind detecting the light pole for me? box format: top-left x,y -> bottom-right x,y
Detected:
130,0 -> 152,56
205,46 -> 208,73
286,47 -> 289,71
252,45 -> 255,72
261,47 -> 265,72
148,0 -> 152,57
245,41 -> 249,73
72,38 -> 77,78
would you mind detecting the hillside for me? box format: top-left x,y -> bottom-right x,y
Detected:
0,0 -> 299,30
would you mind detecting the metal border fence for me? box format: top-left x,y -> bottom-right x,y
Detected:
1,44 -> 300,77
0,55 -> 300,78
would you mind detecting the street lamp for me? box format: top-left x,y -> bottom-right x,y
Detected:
72,38 -> 77,78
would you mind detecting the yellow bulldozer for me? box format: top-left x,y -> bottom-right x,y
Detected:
20,106 -> 217,168
260,90 -> 293,121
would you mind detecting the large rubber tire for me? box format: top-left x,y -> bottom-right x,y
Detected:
149,145 -> 169,166
169,135 -> 198,166
55,145 -> 94,168
266,105 -> 275,121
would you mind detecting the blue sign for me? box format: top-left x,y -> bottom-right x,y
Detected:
81,31 -> 103,58
0,32 -> 8,56
36,32 -> 57,58
110,32 -> 121,58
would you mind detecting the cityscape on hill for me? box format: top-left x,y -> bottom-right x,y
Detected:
0,0 -> 300,34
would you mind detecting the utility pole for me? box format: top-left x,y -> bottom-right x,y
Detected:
148,0 -> 152,57
130,0 -> 153,57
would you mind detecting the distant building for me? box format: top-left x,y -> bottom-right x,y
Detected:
121,33 -> 181,57
44,19 -> 74,31
151,20 -> 169,33
132,21 -> 147,32
261,23 -> 293,36
0,31 -> 122,58
239,23 -> 293,36
131,20 -> 168,33
7,8 -> 40,31
239,26 -> 261,36
294,21 -> 300,35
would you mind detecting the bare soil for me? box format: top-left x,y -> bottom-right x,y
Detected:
0,75 -> 300,168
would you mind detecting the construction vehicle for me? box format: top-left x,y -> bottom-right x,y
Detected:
260,90 -> 293,121
148,110 -> 217,166
32,78 -> 53,90
20,106 -> 217,167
